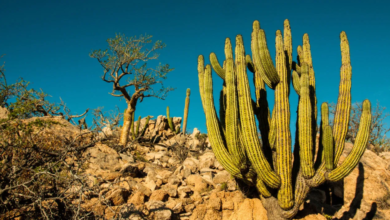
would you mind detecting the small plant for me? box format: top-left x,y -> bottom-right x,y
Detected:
134,151 -> 148,163
220,182 -> 228,191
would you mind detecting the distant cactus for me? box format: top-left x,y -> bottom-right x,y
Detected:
197,19 -> 372,219
135,115 -> 141,137
182,88 -> 190,134
166,106 -> 178,134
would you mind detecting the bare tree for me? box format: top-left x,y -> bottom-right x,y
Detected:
90,34 -> 174,146
329,101 -> 390,146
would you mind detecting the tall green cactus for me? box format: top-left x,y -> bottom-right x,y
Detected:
198,19 -> 372,219
182,88 -> 190,134
166,106 -> 178,134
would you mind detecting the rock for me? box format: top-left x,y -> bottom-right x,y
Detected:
191,128 -> 201,139
207,197 -> 222,211
149,190 -> 169,202
332,143 -> 390,220
127,191 -> 145,205
183,158 -> 199,173
161,185 -> 178,197
229,198 -> 267,220
156,169 -> 173,183
145,151 -> 167,161
185,204 -> 196,212
134,183 -> 152,197
168,175 -> 181,186
213,170 -> 231,185
84,143 -> 123,172
120,153 -> 135,163
144,176 -> 157,191
151,209 -> 172,220
166,198 -> 184,214
145,200 -> 165,210
105,188 -> 130,206
214,160 -> 224,171
0,107 -> 9,119
198,151 -> 216,169
186,174 -> 209,192
178,186 -> 193,198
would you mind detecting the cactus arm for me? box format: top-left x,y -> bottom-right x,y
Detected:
323,125 -> 334,171
298,63 -> 315,178
135,115 -> 141,137
268,107 -> 277,150
198,55 -> 206,112
292,70 -> 301,95
246,54 -> 256,73
333,31 -> 352,166
297,45 -> 303,65
225,58 -> 247,169
201,64 -> 245,179
235,35 -> 280,189
282,174 -> 311,218
274,31 -> 294,209
251,21 -> 276,89
182,88 -> 190,134
284,19 -> 292,94
306,32 -> 353,187
210,52 -> 226,80
258,29 -> 280,87
284,19 -> 293,72
292,61 -> 301,75
327,100 -> 371,181
219,86 -> 226,130
249,52 -> 273,164
256,177 -> 272,198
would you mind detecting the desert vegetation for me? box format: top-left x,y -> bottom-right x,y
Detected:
1,18 -> 390,220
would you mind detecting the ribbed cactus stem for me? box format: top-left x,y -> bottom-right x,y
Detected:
225,58 -> 247,170
246,55 -> 256,73
235,34 -> 280,189
182,88 -> 190,134
135,115 -> 141,137
274,31 -> 293,209
200,64 -> 245,179
131,111 -> 135,140
297,45 -> 303,65
292,61 -> 301,75
292,70 -> 301,95
251,21 -> 276,89
323,125 -> 334,171
327,100 -> 371,181
210,53 -> 226,80
298,63 -> 315,179
284,19 -> 292,72
333,31 -> 352,166
258,29 -> 280,87
166,106 -> 176,133
198,55 -> 206,112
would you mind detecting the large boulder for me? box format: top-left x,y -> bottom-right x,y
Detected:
332,143 -> 390,219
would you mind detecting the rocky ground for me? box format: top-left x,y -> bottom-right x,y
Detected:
2,112 -> 390,219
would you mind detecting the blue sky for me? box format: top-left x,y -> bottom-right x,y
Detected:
1,0 -> 390,136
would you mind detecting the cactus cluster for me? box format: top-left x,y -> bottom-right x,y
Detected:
128,113 -> 150,140
197,19 -> 371,218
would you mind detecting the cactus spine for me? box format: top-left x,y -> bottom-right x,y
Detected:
198,20 -> 372,219
182,88 -> 190,134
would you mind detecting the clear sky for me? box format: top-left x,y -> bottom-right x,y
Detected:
1,0 -> 390,136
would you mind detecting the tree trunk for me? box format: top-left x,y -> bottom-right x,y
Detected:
119,106 -> 135,146
261,196 -> 289,220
